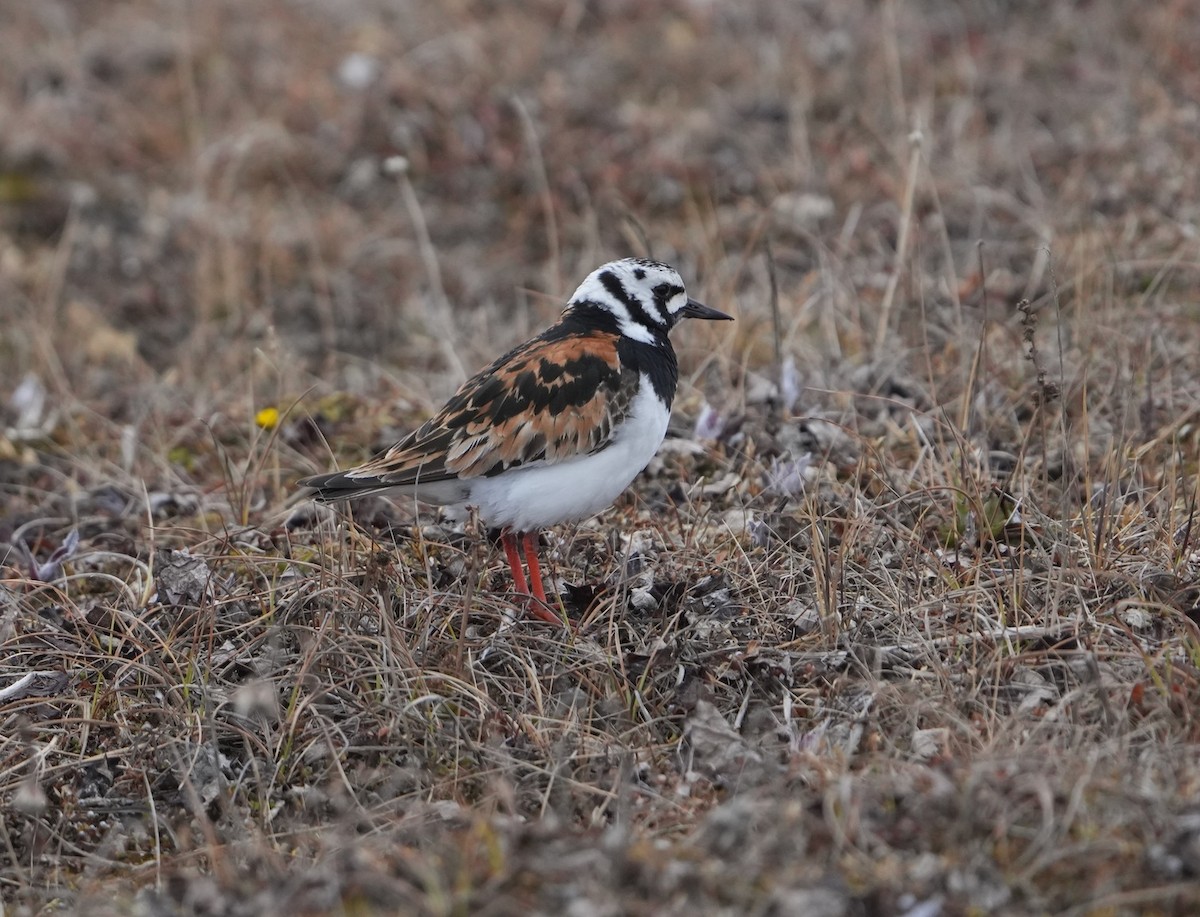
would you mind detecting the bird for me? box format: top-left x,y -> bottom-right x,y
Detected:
298,257 -> 733,623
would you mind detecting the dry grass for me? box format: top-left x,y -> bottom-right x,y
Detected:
3,1 -> 1200,914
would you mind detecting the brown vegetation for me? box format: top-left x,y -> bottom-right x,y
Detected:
3,1 -> 1200,914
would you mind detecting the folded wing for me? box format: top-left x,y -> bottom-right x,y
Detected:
299,329 -> 636,499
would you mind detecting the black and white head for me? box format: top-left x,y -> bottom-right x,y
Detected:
567,258 -> 732,343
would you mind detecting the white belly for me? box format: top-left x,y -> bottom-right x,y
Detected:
461,376 -> 669,532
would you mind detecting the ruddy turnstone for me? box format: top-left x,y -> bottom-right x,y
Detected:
299,258 -> 732,623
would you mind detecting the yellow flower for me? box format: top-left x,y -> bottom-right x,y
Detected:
255,407 -> 280,430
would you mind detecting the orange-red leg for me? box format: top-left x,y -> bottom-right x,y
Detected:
500,530 -> 560,624
520,530 -> 562,625
522,531 -> 547,604
501,531 -> 529,595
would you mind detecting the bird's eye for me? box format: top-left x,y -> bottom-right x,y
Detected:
652,282 -> 685,309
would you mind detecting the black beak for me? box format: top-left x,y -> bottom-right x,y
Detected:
680,298 -> 733,321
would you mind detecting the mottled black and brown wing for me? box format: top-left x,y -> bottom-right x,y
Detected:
300,328 -> 637,498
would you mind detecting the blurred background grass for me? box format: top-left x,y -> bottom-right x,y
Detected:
3,2 -> 1200,913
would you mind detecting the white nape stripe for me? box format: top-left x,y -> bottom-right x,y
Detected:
599,295 -> 656,344
643,298 -> 668,326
